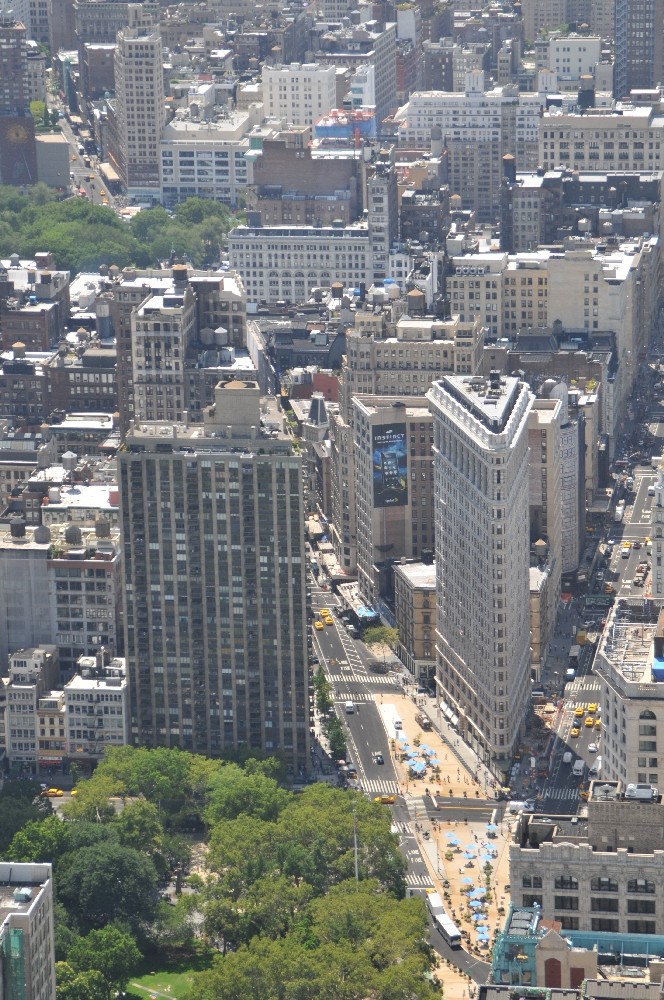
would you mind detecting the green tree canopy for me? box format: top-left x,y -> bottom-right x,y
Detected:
68,924 -> 142,994
57,842 -> 158,929
56,963 -> 110,1000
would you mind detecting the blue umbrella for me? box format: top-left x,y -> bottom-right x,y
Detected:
469,900 -> 484,908
460,876 -> 474,885
407,751 -> 419,758
472,914 -> 487,923
448,837 -> 460,846
411,762 -> 426,773
419,744 -> 432,753
469,888 -> 486,898
486,823 -> 498,833
480,855 -> 494,864
427,757 -> 440,766
445,832 -> 457,839
465,843 -> 477,851
397,734 -> 408,743
463,852 -> 475,859
477,933 -> 490,942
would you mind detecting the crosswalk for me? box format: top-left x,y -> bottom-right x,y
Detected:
331,687 -> 377,699
567,679 -> 601,693
541,787 -> 579,801
406,871 -> 435,888
363,777 -> 400,794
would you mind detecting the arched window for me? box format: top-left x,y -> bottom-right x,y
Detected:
640,710 -> 657,720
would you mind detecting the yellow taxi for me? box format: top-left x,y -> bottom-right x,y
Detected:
323,616 -> 334,625
374,794 -> 396,805
595,719 -> 602,729
584,715 -> 595,727
574,706 -> 584,718
100,189 -> 106,196
319,608 -> 331,617
313,620 -> 324,631
570,726 -> 581,738
45,788 -> 63,797
588,703 -> 597,713
70,788 -> 78,796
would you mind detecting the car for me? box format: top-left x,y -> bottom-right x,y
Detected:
319,608 -> 331,617
373,794 -> 396,804
574,706 -> 585,717
595,718 -> 602,729
99,189 -> 106,196
571,726 -> 581,737
323,616 -> 334,625
633,540 -> 642,549
585,716 -> 595,727
588,742 -> 598,753
45,788 -> 63,797
313,620 -> 324,631
373,752 -> 384,764
588,703 -> 597,713
70,788 -> 78,796
604,583 -> 616,594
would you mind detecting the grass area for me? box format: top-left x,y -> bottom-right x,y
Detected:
126,950 -> 214,1000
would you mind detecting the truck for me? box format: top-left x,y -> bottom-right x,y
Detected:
569,644 -> 581,668
427,893 -> 461,948
614,503 -> 625,523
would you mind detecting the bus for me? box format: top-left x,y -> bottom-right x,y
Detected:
427,892 -> 462,949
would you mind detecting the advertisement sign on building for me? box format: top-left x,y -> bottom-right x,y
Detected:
372,423 -> 408,508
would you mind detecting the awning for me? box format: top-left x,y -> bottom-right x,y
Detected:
450,714 -> 459,727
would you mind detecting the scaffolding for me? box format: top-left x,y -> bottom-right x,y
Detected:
1,926 -> 25,1000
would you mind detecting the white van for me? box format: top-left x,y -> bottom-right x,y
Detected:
572,759 -> 585,777
562,751 -> 573,765
344,701 -> 355,714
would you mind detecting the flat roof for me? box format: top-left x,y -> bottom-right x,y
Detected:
394,561 -> 436,588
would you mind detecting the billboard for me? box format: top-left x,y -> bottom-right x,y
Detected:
372,423 -> 408,508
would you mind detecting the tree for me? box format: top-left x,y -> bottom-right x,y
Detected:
68,924 -> 141,994
57,842 -> 158,929
313,667 -> 333,715
30,100 -> 46,126
0,797 -> 42,854
113,799 -> 163,854
204,764 -> 289,826
61,774 -> 122,823
56,963 -> 110,1000
324,717 -> 346,760
362,625 -> 399,648
7,814 -> 70,863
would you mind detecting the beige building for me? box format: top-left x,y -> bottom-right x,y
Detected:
520,0 -> 569,41
510,783 -> 664,936
37,689 -> 66,773
539,106 -> 659,173
64,651 -> 128,769
3,646 -> 58,775
113,5 -> 165,197
652,463 -> 664,600
0,863 -> 55,1000
330,312 -> 483,577
131,280 -> 197,424
393,560 -> 436,682
352,396 -> 434,601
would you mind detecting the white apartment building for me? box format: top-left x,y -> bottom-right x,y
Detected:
0,863 -> 55,1000
228,224 -> 373,305
3,646 -> 58,774
428,373 -> 534,765
64,652 -> 128,766
262,62 -> 337,128
544,34 -> 602,86
113,4 -> 166,197
159,109 -> 260,208
394,73 -> 547,219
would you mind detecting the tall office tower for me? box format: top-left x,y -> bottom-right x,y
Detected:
364,146 -> 398,283
614,0 -> 664,99
113,4 -> 165,198
0,863 -> 56,1000
0,13 -> 37,184
428,372 -> 534,767
120,379 -> 310,774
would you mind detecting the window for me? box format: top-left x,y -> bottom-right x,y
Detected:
554,896 -> 578,910
591,877 -> 618,892
591,898 -> 619,912
628,899 -> 656,914
554,876 -> 578,890
628,879 -> 655,894
522,894 -> 542,907
556,916 -> 579,930
592,918 -> 618,932
628,920 -> 656,934
522,876 -> 543,888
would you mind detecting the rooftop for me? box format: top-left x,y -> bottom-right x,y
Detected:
393,560 -> 436,589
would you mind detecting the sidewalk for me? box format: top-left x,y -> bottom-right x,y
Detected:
378,693 -> 510,963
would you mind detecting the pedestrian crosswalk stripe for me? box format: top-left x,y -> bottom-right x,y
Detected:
406,872 -> 435,887
542,787 -> 579,799
363,778 -> 400,794
332,688 -> 375,699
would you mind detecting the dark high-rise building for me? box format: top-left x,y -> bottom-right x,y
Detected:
614,0 -> 664,98
0,14 -> 37,184
119,379 -> 311,774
